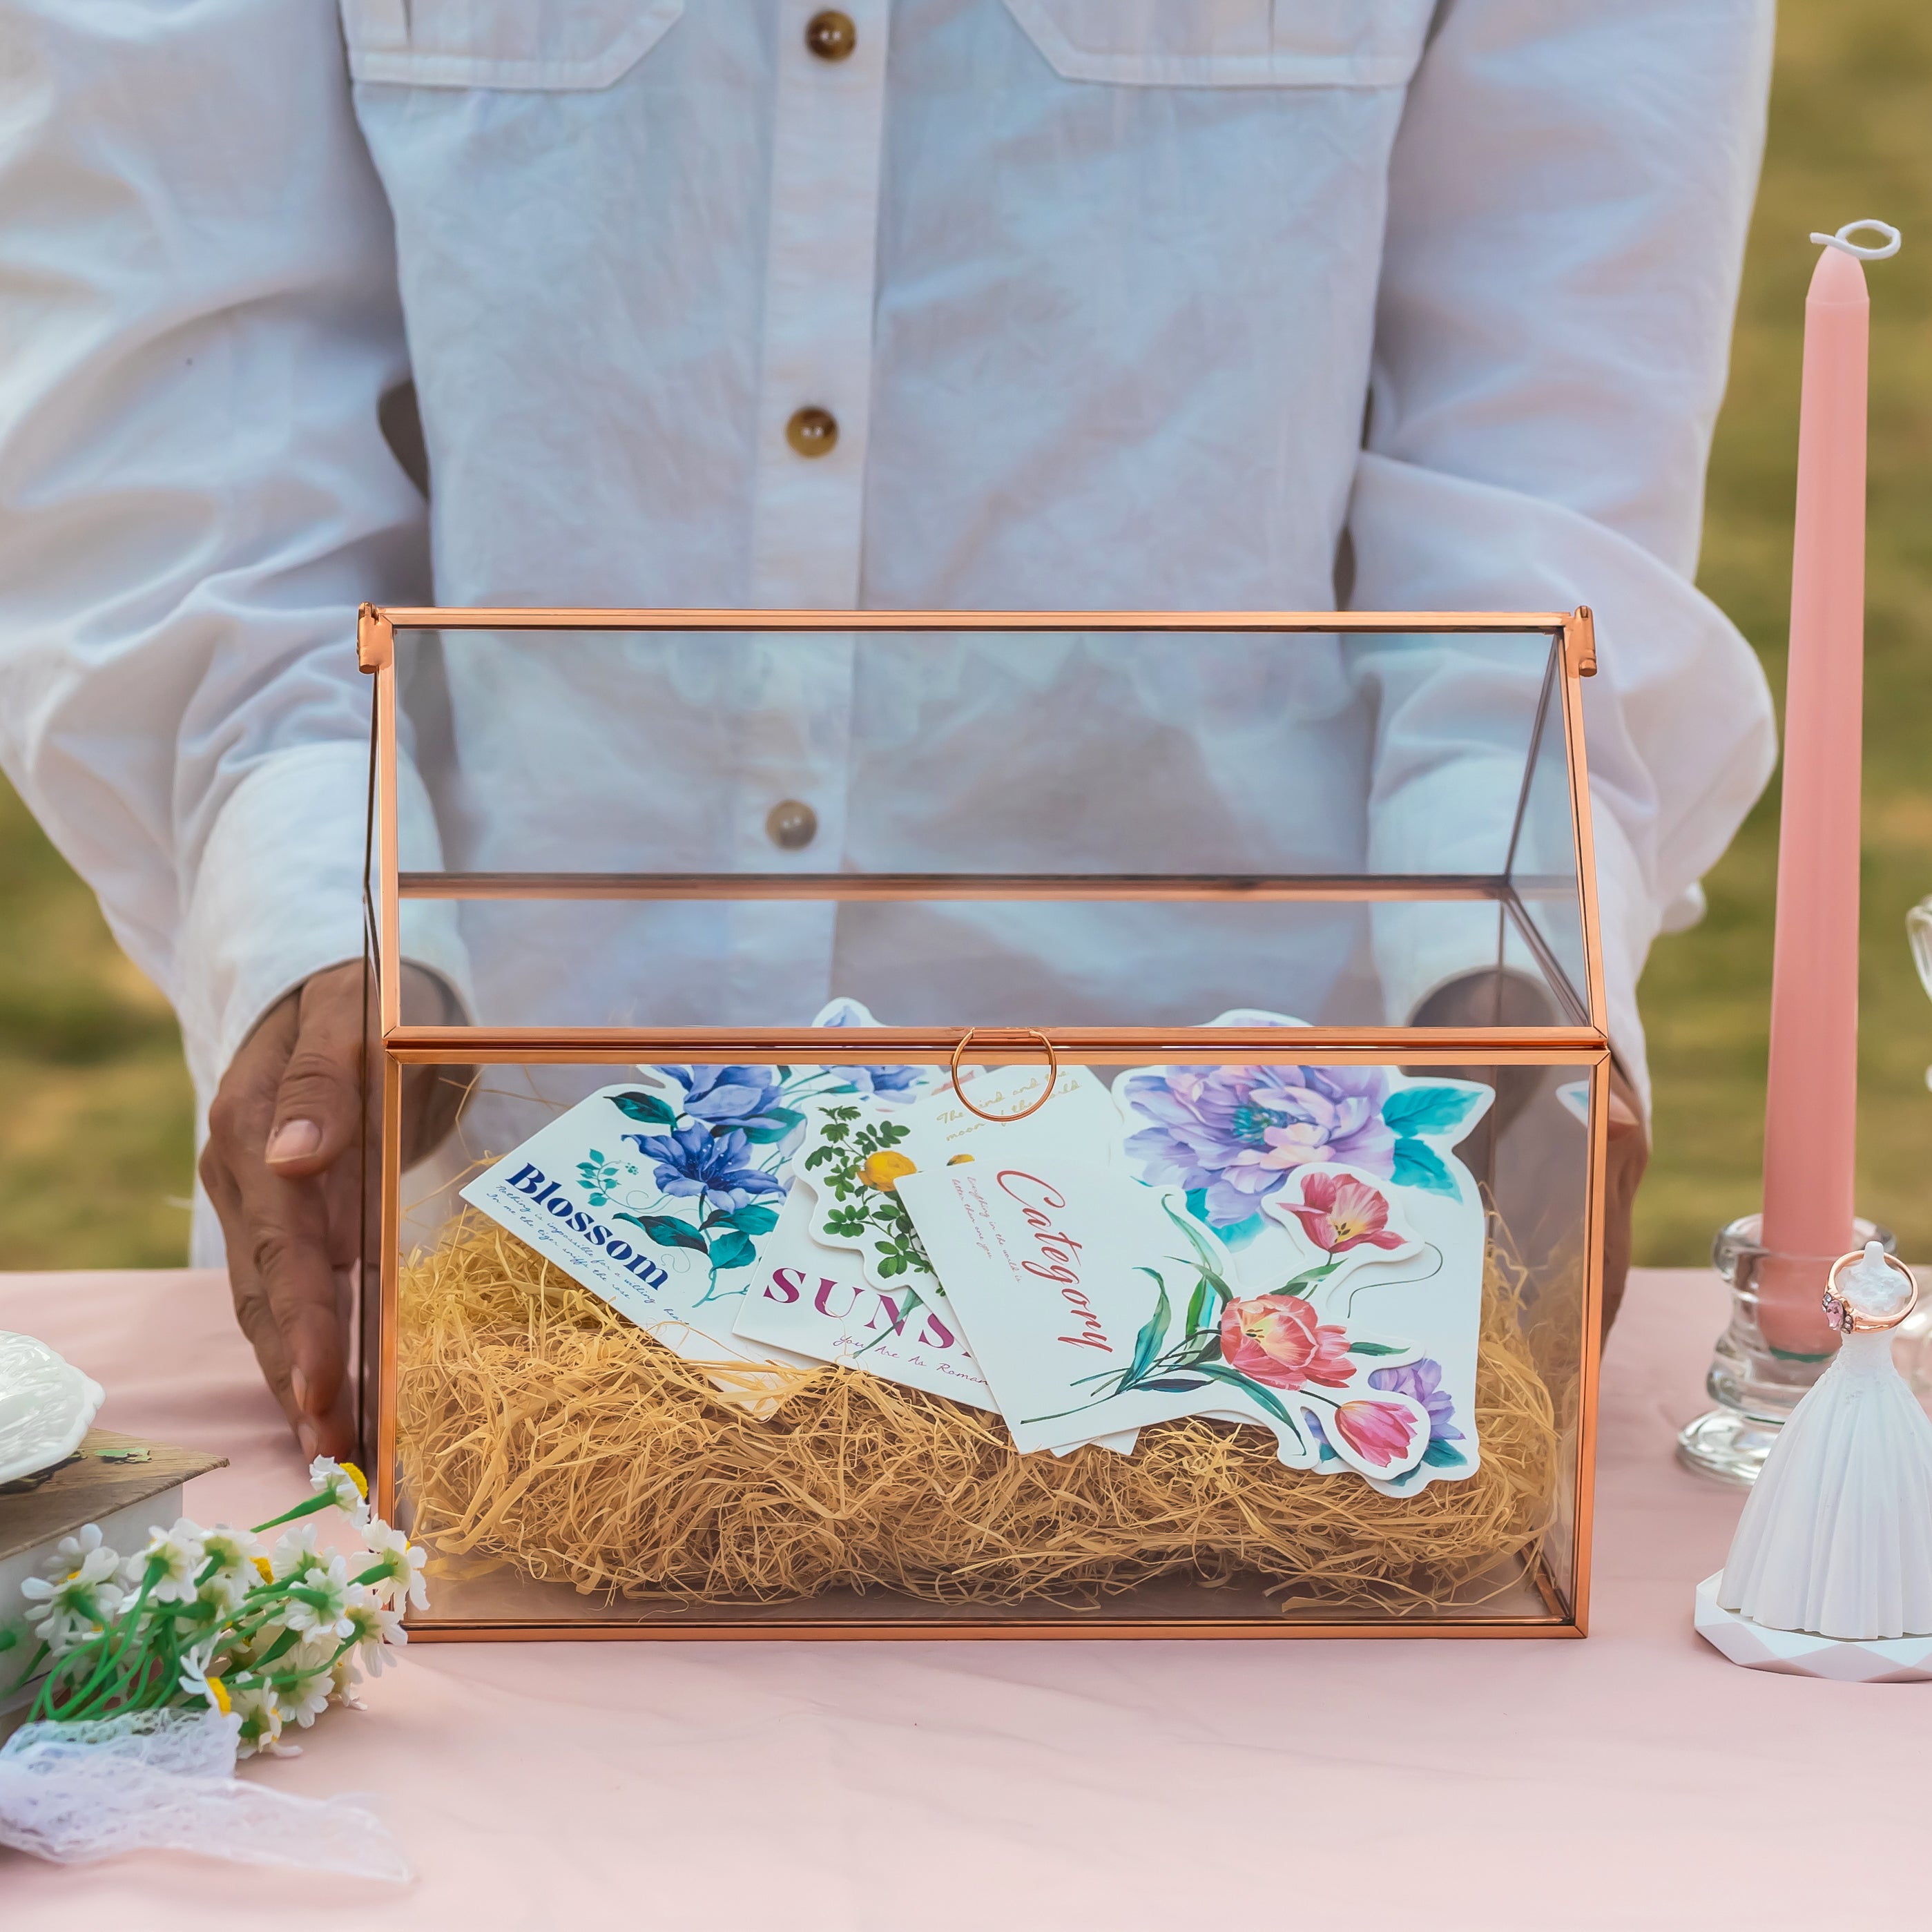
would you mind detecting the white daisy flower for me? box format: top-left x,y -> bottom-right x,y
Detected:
329,1649 -> 369,1710
177,1643 -> 233,1714
278,1665 -> 334,1729
200,1526 -> 262,1594
361,1520 -> 430,1612
42,1523 -> 115,1578
19,1554 -> 124,1653
35,1529 -> 122,1594
232,1683 -> 295,1758
307,1456 -> 370,1524
270,1524 -> 322,1581
281,1556 -> 358,1641
127,1518 -> 206,1606
195,1567 -> 250,1616
343,1596 -> 409,1675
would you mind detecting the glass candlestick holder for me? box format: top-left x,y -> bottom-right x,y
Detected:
1676,1213 -> 1895,1485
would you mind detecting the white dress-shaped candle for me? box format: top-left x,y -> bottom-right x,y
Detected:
1719,1242 -> 1932,1639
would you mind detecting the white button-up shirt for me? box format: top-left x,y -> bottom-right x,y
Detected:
0,0 -> 1777,1263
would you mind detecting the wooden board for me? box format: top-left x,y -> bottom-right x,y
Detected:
0,1429 -> 226,1565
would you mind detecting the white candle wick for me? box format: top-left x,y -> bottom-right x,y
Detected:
1810,220 -> 1902,261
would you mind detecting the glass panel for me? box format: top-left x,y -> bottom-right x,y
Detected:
380,1048 -> 1592,1631
404,894 -> 1407,1032
387,623 -> 1583,1035
1505,648 -> 1592,1023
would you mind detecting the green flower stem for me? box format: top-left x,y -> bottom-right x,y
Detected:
38,1567 -> 320,1723
250,1489 -> 345,1534
61,1612 -> 178,1721
3,1636 -> 50,1699
1070,1322 -> 1217,1395
250,1625 -> 305,1670
37,1569 -> 159,1719
213,1583 -> 309,1644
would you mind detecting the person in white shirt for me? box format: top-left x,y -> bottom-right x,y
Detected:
0,0 -> 1775,1460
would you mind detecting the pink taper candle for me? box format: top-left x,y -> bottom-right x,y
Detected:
1757,238 -> 1872,1352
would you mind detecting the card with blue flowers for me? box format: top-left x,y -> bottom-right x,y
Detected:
458,1075 -> 814,1369
458,1000 -> 941,1365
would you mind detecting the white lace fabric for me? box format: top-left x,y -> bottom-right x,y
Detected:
0,1707 -> 409,1878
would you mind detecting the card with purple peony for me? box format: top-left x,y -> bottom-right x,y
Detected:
1101,1056 -> 1492,1494
895,1160 -> 1436,1478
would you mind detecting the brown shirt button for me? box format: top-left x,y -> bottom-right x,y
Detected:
765,799 -> 819,850
804,10 -> 856,60
785,406 -> 838,458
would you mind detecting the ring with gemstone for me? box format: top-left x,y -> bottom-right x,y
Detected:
1822,1250 -> 1920,1334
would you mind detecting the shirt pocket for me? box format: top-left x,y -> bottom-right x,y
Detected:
339,0 -> 683,90
1001,0 -> 1434,88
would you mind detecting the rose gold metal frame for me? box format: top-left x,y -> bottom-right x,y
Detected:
356,606 -> 1610,1643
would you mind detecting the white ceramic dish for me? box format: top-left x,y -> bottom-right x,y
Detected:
0,1333 -> 106,1485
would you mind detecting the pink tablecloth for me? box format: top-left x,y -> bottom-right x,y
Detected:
0,1264 -> 1918,1929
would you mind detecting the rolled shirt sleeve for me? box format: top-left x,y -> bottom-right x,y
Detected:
1350,0 -> 1780,1113
0,0 -> 467,1119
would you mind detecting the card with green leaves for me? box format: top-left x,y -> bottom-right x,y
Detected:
782,1063 -> 1126,1295
743,1064 -> 1141,1450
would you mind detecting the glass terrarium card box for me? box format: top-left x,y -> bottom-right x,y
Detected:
353,607 -> 1610,1641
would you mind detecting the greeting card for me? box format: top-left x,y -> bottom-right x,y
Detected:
899,1162 -> 1383,1468
457,1003 -> 936,1361
786,1063 -> 1126,1297
895,1065 -> 1491,1491
744,1070 -> 1139,1452
1104,1062 -> 1494,1494
458,1076 -> 813,1369
730,1184 -> 1001,1411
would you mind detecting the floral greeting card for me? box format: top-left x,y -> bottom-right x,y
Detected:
1104,1061 -> 1491,1495
458,1047 -> 924,1365
893,1065 -> 1491,1491
749,1065 -> 1139,1449
896,1161 -> 1415,1473
459,1075 -> 806,1367
782,1063 -> 1125,1295
730,1183 -> 1001,1411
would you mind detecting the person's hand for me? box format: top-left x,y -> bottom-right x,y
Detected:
199,962 -> 467,1459
1596,1061 -> 1648,1335
1407,969 -> 1648,1337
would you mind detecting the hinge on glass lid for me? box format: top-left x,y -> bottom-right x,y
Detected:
357,602 -> 395,673
1565,606 -> 1597,679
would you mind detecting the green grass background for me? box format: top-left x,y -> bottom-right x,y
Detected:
1,0 -> 1928,1268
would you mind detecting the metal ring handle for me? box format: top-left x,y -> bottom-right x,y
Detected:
949,1028 -> 1059,1123
1824,1249 -> 1920,1333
